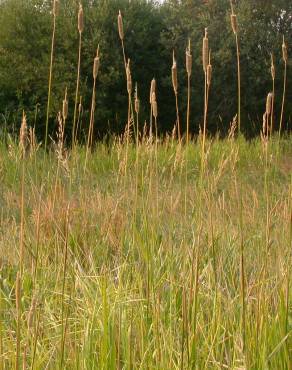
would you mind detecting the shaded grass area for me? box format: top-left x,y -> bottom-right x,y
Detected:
0,136 -> 291,369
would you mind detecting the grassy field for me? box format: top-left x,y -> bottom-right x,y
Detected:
0,135 -> 291,369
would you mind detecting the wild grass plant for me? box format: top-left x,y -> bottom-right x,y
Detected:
0,137 -> 291,369
0,2 -> 291,369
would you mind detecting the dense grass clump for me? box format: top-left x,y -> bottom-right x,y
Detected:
0,136 -> 291,369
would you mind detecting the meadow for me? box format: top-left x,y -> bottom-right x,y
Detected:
0,134 -> 291,369
0,0 -> 291,369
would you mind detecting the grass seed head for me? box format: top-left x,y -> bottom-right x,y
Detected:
126,59 -> 132,95
203,28 -> 209,72
207,51 -> 212,85
93,47 -> 100,79
186,39 -> 192,77
78,3 -> 84,33
230,14 -> 238,34
270,54 -> 275,80
135,84 -> 140,114
266,92 -> 273,115
62,88 -> 68,120
207,64 -> 212,86
282,36 -> 288,63
53,0 -> 59,17
172,51 -> 178,94
150,78 -> 156,104
118,10 -> 124,41
19,111 -> 28,156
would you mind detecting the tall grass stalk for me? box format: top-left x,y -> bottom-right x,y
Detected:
270,54 -> 275,136
172,51 -> 181,141
85,48 -> 100,171
279,36 -> 288,137
230,1 -> 241,133
201,30 -> 210,173
44,0 -> 58,150
72,3 -> 84,145
186,39 -> 192,145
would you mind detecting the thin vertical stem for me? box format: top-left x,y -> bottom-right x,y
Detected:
45,14 -> 56,151
73,32 -> 82,145
279,61 -> 287,136
235,33 -> 241,134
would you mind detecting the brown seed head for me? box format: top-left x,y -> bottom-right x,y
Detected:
151,91 -> 157,104
207,53 -> 212,86
62,88 -> 68,120
282,36 -> 288,63
150,78 -> 156,104
135,84 -> 140,114
266,92 -> 273,115
93,47 -> 100,79
118,10 -> 124,41
78,96 -> 82,114
172,51 -> 178,94
186,39 -> 192,77
53,0 -> 59,17
78,4 -> 84,33
270,54 -> 275,80
202,28 -> 209,72
126,59 -> 132,95
230,14 -> 238,34
20,111 -> 28,155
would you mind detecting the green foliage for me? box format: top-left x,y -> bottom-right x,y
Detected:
0,0 -> 291,140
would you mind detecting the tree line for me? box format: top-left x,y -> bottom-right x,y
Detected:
0,0 -> 291,141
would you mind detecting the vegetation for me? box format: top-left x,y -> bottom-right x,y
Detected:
0,0 -> 291,368
0,134 -> 291,368
0,0 -> 291,139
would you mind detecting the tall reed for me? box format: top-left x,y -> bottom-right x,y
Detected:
270,54 -> 275,135
185,39 -> 192,145
149,78 -> 156,139
44,0 -> 59,150
84,49 -> 100,173
230,1 -> 241,133
72,3 -> 84,145
201,29 -> 209,172
172,51 -> 181,141
118,10 -> 127,70
279,36 -> 288,136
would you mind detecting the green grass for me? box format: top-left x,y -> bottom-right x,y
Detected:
0,136 -> 291,369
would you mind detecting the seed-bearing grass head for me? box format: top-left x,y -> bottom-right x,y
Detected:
202,28 -> 209,73
207,51 -> 212,86
266,92 -> 273,116
230,1 -> 238,34
62,88 -> 68,121
150,78 -> 156,104
172,50 -> 178,94
282,36 -> 288,63
186,39 -> 192,77
20,111 -> 28,156
93,46 -> 100,80
270,53 -> 275,80
53,0 -> 59,17
126,59 -> 132,95
135,84 -> 140,114
118,10 -> 124,41
78,3 -> 84,33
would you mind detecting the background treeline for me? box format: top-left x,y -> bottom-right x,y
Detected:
0,0 -> 291,140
